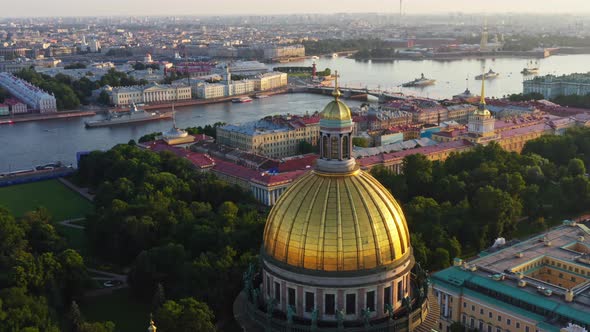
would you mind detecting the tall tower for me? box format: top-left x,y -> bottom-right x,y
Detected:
468,70 -> 495,137
480,18 -> 489,52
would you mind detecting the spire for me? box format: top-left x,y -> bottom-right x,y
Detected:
147,314 -> 157,332
332,70 -> 341,100
479,69 -> 486,106
172,103 -> 176,129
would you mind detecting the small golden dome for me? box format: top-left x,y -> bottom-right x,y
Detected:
263,169 -> 411,272
474,108 -> 491,116
320,99 -> 352,121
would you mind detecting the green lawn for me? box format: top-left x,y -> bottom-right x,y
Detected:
0,179 -> 92,221
80,289 -> 151,332
55,224 -> 88,256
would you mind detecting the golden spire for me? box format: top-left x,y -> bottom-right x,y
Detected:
147,314 -> 157,332
332,70 -> 341,100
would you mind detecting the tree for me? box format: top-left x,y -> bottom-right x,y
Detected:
352,137 -> 370,148
57,249 -> 88,302
0,208 -> 25,266
155,298 -> 216,332
430,248 -> 451,271
67,301 -> 83,332
78,322 -> 116,332
568,158 -> 586,177
298,140 -> 314,154
402,154 -> 433,197
152,283 -> 166,311
97,90 -> 110,105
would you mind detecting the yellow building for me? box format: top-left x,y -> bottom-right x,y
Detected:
216,115 -> 320,158
108,83 -> 191,106
254,72 -> 288,91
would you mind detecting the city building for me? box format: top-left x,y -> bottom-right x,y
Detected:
0,73 -> 57,113
462,80 -> 500,145
106,83 -> 191,106
0,103 -> 9,116
216,114 -> 320,158
254,72 -> 288,91
432,220 -> 590,332
195,83 -> 226,99
524,73 -> 590,99
89,39 -> 101,53
263,44 -> 305,60
5,98 -> 28,114
0,61 -> 31,73
237,78 -> 437,331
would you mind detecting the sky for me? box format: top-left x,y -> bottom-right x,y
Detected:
5,0 -> 590,17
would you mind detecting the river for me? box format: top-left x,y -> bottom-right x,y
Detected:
273,54 -> 590,99
2,54 -> 590,172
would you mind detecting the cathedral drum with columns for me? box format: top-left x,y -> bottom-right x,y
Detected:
238,74 -> 438,331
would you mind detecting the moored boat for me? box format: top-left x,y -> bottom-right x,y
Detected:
402,73 -> 436,87
475,69 -> 500,80
85,104 -> 172,128
232,97 -> 253,103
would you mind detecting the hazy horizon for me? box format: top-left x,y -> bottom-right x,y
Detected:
3,0 -> 590,18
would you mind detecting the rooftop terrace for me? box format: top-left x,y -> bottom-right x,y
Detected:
433,222 -> 590,329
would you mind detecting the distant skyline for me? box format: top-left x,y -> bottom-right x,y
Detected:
4,0 -> 590,17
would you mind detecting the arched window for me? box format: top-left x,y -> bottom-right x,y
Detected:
331,136 -> 339,160
322,136 -> 329,159
342,135 -> 349,159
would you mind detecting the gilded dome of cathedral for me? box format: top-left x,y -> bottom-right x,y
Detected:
262,168 -> 411,272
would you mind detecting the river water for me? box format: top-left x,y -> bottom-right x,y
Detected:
2,54 -> 590,171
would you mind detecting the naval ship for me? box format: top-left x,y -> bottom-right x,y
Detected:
402,73 -> 436,87
85,104 -> 173,128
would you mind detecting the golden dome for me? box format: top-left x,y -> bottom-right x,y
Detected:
320,99 -> 352,121
262,169 -> 411,272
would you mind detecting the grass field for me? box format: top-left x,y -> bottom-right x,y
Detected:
0,179 -> 93,221
80,289 -> 151,332
55,224 -> 88,256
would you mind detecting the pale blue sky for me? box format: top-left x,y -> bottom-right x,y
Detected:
5,0 -> 590,17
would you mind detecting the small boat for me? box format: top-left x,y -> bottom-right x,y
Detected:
254,94 -> 269,99
232,97 -> 253,103
402,73 -> 436,87
311,56 -> 319,60
475,69 -> 500,80
521,61 -> 540,75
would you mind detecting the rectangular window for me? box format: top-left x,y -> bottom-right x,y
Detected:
480,308 -> 484,315
498,315 -> 502,322
384,286 -> 392,307
366,291 -> 376,311
487,326 -> 492,332
526,327 -> 530,332
288,288 -> 296,308
266,276 -> 271,296
471,305 -> 475,312
397,281 -> 403,301
274,282 -> 281,303
489,312 -> 492,318
516,323 -> 521,329
507,319 -> 511,326
305,292 -> 315,313
325,294 -> 335,315
346,293 -> 356,315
